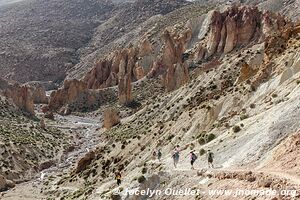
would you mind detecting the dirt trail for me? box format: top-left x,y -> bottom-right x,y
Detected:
160,152 -> 300,187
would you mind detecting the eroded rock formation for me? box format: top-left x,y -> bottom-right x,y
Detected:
47,5 -> 293,111
2,83 -> 35,115
192,6 -> 291,61
48,78 -> 118,112
74,151 -> 95,174
150,28 -> 191,91
24,82 -> 48,104
48,79 -> 87,111
103,108 -> 120,129
83,38 -> 154,90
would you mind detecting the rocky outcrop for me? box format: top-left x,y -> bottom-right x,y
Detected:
0,77 -> 50,114
48,78 -> 118,112
2,83 -> 35,115
236,63 -> 256,83
118,73 -> 132,105
48,79 -> 87,111
77,39 -> 154,105
151,28 -> 191,91
24,82 -> 48,104
207,6 -> 260,55
192,6 -> 291,61
252,23 -> 297,87
0,175 -> 15,192
103,108 -> 120,129
74,151 -> 95,174
83,38 -> 154,90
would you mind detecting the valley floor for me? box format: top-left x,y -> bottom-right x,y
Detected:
1,114 -> 101,200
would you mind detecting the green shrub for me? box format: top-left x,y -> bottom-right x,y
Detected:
137,175 -> 146,184
167,134 -> 175,141
207,133 -> 216,142
141,167 -> 147,174
232,125 -> 241,133
240,114 -> 249,120
199,148 -> 206,156
198,138 -> 206,145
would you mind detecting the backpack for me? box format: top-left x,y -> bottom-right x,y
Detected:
173,151 -> 179,159
158,151 -> 162,157
208,152 -> 213,161
115,173 -> 121,180
191,153 -> 197,161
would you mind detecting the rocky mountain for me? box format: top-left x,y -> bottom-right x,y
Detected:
0,0 -> 116,83
0,0 -> 190,84
0,0 -> 300,200
0,0 -> 298,85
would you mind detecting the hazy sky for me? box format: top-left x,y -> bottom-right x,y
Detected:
0,0 -> 24,6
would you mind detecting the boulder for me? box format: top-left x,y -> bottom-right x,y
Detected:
6,180 -> 15,188
0,175 -> 15,192
45,112 -> 54,120
39,160 -> 55,171
0,175 -> 7,191
103,108 -> 120,129
74,151 -> 95,173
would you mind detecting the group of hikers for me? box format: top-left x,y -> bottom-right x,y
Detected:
171,145 -> 214,169
114,146 -> 214,186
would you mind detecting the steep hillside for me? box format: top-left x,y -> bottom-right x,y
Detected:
0,0 -> 190,83
0,95 -> 67,181
8,5 -> 297,200
0,0 -> 115,83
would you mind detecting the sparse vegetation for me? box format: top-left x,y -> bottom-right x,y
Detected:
137,175 -> 146,184
233,125 -> 241,133
199,148 -> 206,156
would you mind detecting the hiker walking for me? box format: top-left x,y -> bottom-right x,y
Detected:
152,150 -> 157,160
172,145 -> 180,168
115,171 -> 122,186
188,150 -> 198,170
207,150 -> 214,168
157,149 -> 162,161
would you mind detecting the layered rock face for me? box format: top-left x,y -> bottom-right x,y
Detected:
83,39 -> 154,90
0,77 -> 50,114
48,79 -> 87,111
48,79 -> 118,112
47,5 -> 292,111
0,77 -> 35,115
192,6 -> 290,61
160,29 -> 191,91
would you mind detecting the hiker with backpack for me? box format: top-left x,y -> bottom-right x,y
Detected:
207,150 -> 214,168
188,150 -> 197,170
152,150 -> 157,160
172,145 -> 180,168
115,171 -> 122,186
